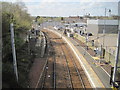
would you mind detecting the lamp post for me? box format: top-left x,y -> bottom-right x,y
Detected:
101,8 -> 106,59
108,9 -> 111,17
10,22 -> 18,82
101,8 -> 112,59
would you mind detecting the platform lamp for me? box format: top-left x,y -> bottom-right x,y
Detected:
108,9 -> 111,17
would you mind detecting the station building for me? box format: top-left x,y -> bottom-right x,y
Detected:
87,20 -> 118,35
87,19 -> 119,66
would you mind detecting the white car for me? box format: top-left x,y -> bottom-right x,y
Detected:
54,26 -> 58,30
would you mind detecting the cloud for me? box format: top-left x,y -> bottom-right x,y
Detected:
1,0 -> 118,16
1,0 -> 120,3
25,1 -> 118,16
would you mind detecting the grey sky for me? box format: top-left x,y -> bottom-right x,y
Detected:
1,0 -> 120,17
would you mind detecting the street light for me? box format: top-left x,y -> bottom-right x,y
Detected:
108,9 -> 112,17
10,17 -> 18,82
101,8 -> 111,59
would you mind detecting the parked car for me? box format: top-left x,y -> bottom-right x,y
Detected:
54,26 -> 58,30
86,33 -> 93,36
58,26 -> 64,30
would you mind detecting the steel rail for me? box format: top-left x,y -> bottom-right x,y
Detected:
35,32 -> 48,89
43,32 -> 56,89
58,39 -> 73,88
64,43 -> 86,89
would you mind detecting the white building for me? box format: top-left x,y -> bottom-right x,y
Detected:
87,20 -> 119,35
86,19 -> 119,66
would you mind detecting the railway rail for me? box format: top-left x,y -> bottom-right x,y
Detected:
35,32 -> 49,89
35,30 -> 91,89
50,32 -> 87,89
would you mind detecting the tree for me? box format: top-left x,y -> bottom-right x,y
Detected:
61,17 -> 64,21
2,1 -> 32,88
35,16 -> 40,22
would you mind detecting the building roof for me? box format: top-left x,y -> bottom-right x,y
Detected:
87,19 -> 118,25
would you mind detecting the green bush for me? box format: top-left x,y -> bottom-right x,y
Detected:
2,2 -> 33,88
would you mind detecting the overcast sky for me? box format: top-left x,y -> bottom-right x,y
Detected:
1,0 -> 120,17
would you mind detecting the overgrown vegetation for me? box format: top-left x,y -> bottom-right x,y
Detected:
2,1 -> 34,88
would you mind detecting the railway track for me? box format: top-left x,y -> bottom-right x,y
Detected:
49,32 -> 72,88
35,30 -> 91,89
35,32 -> 56,89
50,32 -> 86,89
43,32 -> 56,89
62,40 -> 86,89
34,33 -> 48,89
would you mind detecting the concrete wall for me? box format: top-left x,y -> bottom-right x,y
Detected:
98,34 -> 117,66
87,19 -> 119,35
87,24 -> 118,35
98,20 -> 118,25
87,24 -> 98,35
98,25 -> 118,34
98,34 -> 117,55
105,50 -> 115,66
